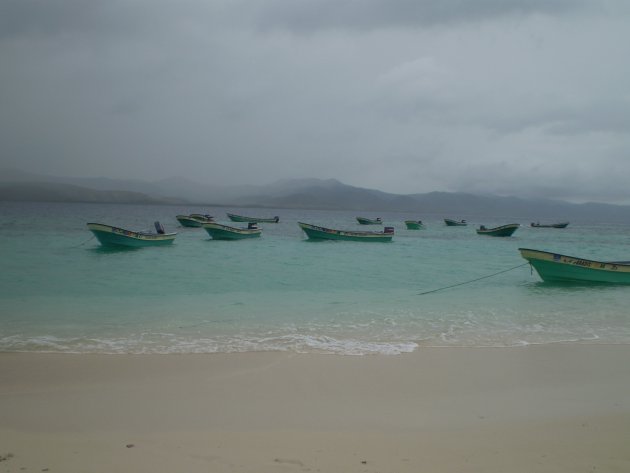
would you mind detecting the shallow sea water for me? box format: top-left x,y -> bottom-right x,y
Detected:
1,202 -> 630,354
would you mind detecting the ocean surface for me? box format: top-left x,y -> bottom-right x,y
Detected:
2,201 -> 630,355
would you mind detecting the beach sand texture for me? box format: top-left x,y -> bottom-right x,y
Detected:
1,346 -> 629,472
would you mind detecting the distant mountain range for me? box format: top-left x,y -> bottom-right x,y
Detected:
3,168 -> 630,223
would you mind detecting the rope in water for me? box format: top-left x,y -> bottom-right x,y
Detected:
418,262 -> 530,296
70,235 -> 95,248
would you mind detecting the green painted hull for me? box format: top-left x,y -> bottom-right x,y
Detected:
298,222 -> 393,242
176,215 -> 203,227
87,223 -> 176,248
519,248 -> 630,284
203,222 -> 262,240
356,217 -> 382,225
176,214 -> 214,227
476,223 -> 520,237
404,220 -> 424,230
444,219 -> 467,226
227,213 -> 279,223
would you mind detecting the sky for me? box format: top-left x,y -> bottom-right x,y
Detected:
1,0 -> 630,203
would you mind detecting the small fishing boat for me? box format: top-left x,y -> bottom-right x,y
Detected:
226,213 -> 279,223
404,220 -> 425,230
176,214 -> 214,227
203,222 -> 262,240
444,218 -> 467,226
530,222 -> 570,228
519,248 -> 630,284
298,222 -> 394,242
87,222 -> 176,247
356,216 -> 383,225
476,223 -> 520,237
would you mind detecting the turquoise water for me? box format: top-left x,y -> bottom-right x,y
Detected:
2,202 -> 630,354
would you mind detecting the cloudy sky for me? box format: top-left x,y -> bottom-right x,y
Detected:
1,0 -> 629,203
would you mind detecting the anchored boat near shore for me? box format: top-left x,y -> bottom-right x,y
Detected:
444,219 -> 467,226
227,213 -> 279,223
530,222 -> 570,228
87,222 -> 176,247
298,222 -> 394,242
477,223 -> 520,237
404,220 -> 425,230
356,216 -> 383,225
203,222 -> 262,240
519,248 -> 630,284
176,214 -> 214,227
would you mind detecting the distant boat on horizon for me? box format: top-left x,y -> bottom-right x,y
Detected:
476,223 -> 520,237
404,220 -> 425,230
356,216 -> 383,225
176,214 -> 214,227
298,222 -> 394,242
530,222 -> 569,228
203,222 -> 262,240
227,212 -> 279,223
444,218 -> 467,226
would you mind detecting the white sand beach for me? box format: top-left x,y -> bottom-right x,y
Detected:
1,345 -> 629,472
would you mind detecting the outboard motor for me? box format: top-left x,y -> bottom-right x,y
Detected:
274,216 -> 280,223
154,221 -> 165,234
384,226 -> 395,234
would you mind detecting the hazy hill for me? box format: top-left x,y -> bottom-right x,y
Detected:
0,182 -> 185,205
3,169 -> 630,222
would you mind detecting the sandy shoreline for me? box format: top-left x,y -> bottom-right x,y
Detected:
1,345 -> 629,472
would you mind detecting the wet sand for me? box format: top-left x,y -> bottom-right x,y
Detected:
1,345 -> 629,472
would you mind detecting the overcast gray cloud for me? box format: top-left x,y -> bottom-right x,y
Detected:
1,0 -> 630,203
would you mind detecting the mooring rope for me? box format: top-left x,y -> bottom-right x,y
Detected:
70,235 -> 95,248
418,262 -> 530,296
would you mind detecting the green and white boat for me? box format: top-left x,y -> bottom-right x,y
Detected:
176,214 -> 214,227
476,223 -> 520,237
226,213 -> 279,223
356,216 -> 383,225
87,222 -> 176,248
444,218 -> 467,226
404,220 -> 425,230
519,248 -> 630,284
298,222 -> 394,242
203,222 -> 262,240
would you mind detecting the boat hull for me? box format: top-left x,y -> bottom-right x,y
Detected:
404,220 -> 424,230
176,215 -> 203,227
356,217 -> 382,225
203,222 -> 262,240
227,213 -> 279,223
476,223 -> 520,237
444,219 -> 467,226
87,223 -> 176,247
531,222 -> 569,228
519,248 -> 630,284
177,214 -> 214,227
298,222 -> 393,242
